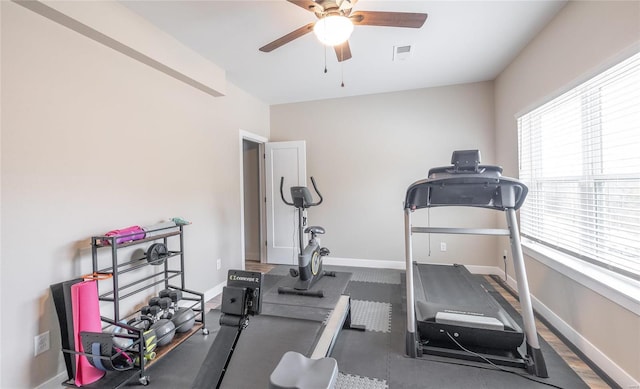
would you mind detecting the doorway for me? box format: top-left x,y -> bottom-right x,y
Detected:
239,131 -> 307,270
240,131 -> 267,270
242,139 -> 260,266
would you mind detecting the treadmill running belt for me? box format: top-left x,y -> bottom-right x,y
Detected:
414,263 -> 524,350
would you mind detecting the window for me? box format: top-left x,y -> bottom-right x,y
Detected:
518,52 -> 640,281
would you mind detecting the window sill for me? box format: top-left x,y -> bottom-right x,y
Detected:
522,238 -> 640,316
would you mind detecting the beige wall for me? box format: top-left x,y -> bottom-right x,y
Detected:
495,0 -> 640,384
0,2 -> 269,387
271,82 -> 501,266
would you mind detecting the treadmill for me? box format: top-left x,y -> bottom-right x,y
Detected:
403,150 -> 548,377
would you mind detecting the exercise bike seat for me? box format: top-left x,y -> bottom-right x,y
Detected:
304,226 -> 325,235
269,351 -> 338,389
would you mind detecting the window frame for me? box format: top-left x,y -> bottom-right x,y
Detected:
516,51 -> 640,283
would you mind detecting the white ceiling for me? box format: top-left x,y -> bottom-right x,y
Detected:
121,0 -> 567,105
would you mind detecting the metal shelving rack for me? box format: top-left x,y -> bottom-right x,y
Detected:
82,224 -> 208,387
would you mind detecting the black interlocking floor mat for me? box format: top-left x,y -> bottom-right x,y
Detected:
331,268 -> 589,389
136,266 -> 589,389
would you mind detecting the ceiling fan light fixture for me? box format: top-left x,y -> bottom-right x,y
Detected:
313,15 -> 354,46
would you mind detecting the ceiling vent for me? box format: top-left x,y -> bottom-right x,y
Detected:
393,45 -> 412,61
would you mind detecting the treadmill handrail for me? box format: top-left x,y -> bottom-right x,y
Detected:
411,227 -> 511,236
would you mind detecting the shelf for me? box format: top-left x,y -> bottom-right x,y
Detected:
99,271 -> 182,301
147,323 -> 204,368
93,230 -> 181,248
96,251 -> 182,274
87,223 -> 205,388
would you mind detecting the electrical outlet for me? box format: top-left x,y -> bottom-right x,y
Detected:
440,242 -> 447,252
216,258 -> 221,270
34,331 -> 50,356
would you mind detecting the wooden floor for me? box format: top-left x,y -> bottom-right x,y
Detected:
486,276 -> 611,388
244,260 -> 275,274
207,260 -> 611,388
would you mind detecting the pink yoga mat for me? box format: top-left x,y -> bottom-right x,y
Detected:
71,280 -> 105,386
103,225 -> 146,245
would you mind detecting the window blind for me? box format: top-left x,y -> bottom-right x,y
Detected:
518,52 -> 640,280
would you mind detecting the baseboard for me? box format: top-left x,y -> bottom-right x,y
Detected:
36,371 -> 67,389
463,264 -> 503,276
203,281 -> 226,302
323,257 -> 405,270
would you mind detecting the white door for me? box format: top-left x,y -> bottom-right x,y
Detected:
265,141 -> 307,264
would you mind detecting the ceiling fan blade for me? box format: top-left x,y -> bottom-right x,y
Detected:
334,41 -> 352,62
259,22 -> 315,52
287,0 -> 322,13
350,11 -> 428,28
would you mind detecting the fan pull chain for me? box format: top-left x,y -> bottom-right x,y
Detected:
324,46 -> 327,74
341,45 -> 345,87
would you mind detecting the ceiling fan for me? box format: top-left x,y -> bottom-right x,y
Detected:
259,0 -> 428,62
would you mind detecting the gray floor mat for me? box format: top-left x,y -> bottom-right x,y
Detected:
137,268 -> 590,389
261,302 -> 332,322
333,270 -> 590,389
262,271 -> 351,310
346,281 -> 404,305
336,372 -> 389,389
326,265 -> 401,284
351,300 -> 392,333
331,329 -> 391,382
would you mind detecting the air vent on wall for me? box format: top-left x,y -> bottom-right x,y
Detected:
393,45 -> 412,61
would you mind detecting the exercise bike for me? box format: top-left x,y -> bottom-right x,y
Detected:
278,176 -> 335,298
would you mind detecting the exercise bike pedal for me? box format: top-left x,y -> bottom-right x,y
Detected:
319,247 -> 330,256
289,268 -> 299,278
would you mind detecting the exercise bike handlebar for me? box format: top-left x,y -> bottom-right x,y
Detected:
280,177 -> 295,206
280,176 -> 324,208
309,177 -> 323,206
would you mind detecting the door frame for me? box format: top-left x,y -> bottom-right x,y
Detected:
239,130 -> 268,267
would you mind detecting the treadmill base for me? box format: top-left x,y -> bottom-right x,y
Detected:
419,341 -> 527,370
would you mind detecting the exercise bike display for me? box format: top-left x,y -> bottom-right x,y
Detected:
278,176 -> 335,298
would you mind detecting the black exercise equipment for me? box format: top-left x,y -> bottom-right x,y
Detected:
403,150 -> 548,377
192,269 -> 263,389
146,243 -> 168,265
278,176 -> 335,298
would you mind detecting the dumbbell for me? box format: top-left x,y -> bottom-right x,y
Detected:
140,305 -> 163,323
159,289 -> 195,333
149,296 -> 173,319
159,289 -> 183,316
